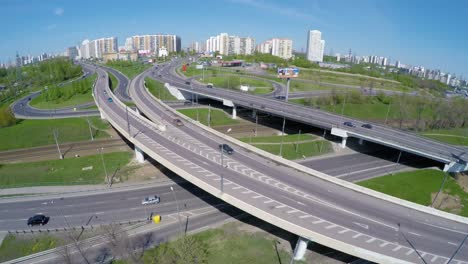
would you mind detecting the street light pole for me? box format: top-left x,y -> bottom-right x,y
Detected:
125,106 -> 131,137
279,117 -> 286,157
86,118 -> 94,141
53,129 -> 63,160
385,102 -> 391,125
392,151 -> 402,175
99,148 -> 109,186
170,186 -> 183,236
220,146 -> 224,193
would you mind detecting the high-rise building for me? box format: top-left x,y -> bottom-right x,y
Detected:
127,35 -> 181,54
306,30 -> 325,62
206,33 -> 255,56
257,40 -> 272,54
66,46 -> 79,59
270,38 -> 293,59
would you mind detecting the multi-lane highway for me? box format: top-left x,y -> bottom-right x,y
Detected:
0,182 -> 222,231
93,61 -> 468,263
155,60 -> 467,166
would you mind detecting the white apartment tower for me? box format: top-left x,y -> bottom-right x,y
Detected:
205,33 -> 255,55
306,30 -> 325,62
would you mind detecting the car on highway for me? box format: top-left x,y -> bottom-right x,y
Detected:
173,118 -> 184,126
185,81 -> 191,85
142,195 -> 160,205
107,97 -> 113,103
219,144 -> 234,155
275,95 -> 286,100
361,123 -> 373,129
27,214 -> 49,226
207,83 -> 214,88
343,121 -> 355,127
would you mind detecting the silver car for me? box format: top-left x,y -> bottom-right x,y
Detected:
141,195 -> 160,205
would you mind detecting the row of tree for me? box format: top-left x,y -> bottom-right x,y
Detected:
303,90 -> 468,131
40,74 -> 96,103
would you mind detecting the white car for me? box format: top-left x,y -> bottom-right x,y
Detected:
141,195 -> 160,205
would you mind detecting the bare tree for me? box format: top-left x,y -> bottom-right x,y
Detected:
103,223 -> 152,264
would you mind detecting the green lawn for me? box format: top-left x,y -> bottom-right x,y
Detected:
253,141 -> 331,160
140,227 -> 304,264
0,234 -> 60,262
30,74 -> 97,109
0,117 -> 110,151
288,80 -> 334,92
421,128 -> 468,146
178,108 -> 240,127
239,134 -> 316,143
105,61 -> 152,79
201,76 -> 274,95
108,71 -> 119,91
0,152 -> 132,188
358,169 -> 468,216
145,78 -> 177,100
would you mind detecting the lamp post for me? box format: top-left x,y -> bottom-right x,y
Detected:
279,117 -> 286,157
99,148 -> 109,186
170,186 -> 183,236
220,145 -> 224,193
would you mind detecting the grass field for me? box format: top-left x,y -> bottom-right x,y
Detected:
421,128 -> 468,146
140,227 -> 305,264
145,78 -> 177,100
0,234 -> 59,262
0,152 -> 132,188
178,108 -> 240,127
108,71 -> 119,91
239,134 -> 316,143
106,62 -> 151,79
201,76 -> 274,95
0,117 -> 110,151
30,74 -> 97,109
358,169 -> 468,216
253,141 -> 331,160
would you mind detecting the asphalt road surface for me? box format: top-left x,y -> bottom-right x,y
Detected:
116,62 -> 468,263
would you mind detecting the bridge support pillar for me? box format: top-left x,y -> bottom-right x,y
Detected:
134,146 -> 145,163
341,137 -> 348,148
232,105 -> 237,119
358,138 -> 364,145
100,110 -> 106,120
251,109 -> 257,119
293,237 -> 309,260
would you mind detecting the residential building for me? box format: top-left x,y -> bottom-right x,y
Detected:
66,46 -> 79,59
306,30 -> 325,62
257,40 -> 272,54
127,34 -> 181,54
205,33 -> 255,56
271,38 -> 292,59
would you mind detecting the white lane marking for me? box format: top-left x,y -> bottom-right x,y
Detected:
353,222 -> 369,229
224,181 -> 233,185
299,215 -> 312,219
366,238 -> 376,243
232,186 -> 243,190
423,222 -> 467,235
325,224 -> 337,230
420,252 -> 427,257
431,255 -> 438,262
242,190 -> 252,194
297,201 -> 306,206
312,219 -> 325,224
448,242 -> 458,246
352,233 -> 362,239
252,195 -> 263,199
264,200 -> 274,204
379,242 -> 390,247
338,229 -> 349,234
392,245 -> 402,252
408,231 -> 421,237
405,249 -> 414,256
287,209 -> 299,214
275,204 -> 287,209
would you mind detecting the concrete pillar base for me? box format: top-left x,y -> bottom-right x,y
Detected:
358,138 -> 364,145
293,237 -> 309,260
232,105 -> 237,119
251,110 -> 257,119
100,111 -> 106,120
135,146 -> 145,163
341,137 -> 348,148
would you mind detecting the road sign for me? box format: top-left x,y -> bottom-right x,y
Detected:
277,67 -> 299,78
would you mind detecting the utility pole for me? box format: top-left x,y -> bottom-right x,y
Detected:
208,104 -> 211,127
279,117 -> 286,157
340,90 -> 348,124
86,118 -> 94,141
319,129 -> 327,153
170,186 -> 183,236
220,146 -> 224,193
99,148 -> 109,186
53,129 -> 63,159
392,151 -> 403,175
285,77 -> 291,102
295,129 -> 301,153
255,114 -> 258,137
125,106 -> 131,137
385,102 -> 391,125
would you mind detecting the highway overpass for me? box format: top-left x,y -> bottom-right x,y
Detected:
155,60 -> 468,173
92,63 -> 468,263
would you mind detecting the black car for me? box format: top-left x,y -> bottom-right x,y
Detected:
343,121 -> 355,127
361,123 -> 373,129
185,81 -> 191,85
219,144 -> 234,155
27,214 -> 49,226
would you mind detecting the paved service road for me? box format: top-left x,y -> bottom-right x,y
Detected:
157,60 -> 467,165
111,62 -> 468,263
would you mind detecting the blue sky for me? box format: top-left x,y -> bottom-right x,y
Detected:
1,0 -> 467,77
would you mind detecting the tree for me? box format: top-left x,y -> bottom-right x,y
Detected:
0,106 -> 16,128
413,97 -> 427,131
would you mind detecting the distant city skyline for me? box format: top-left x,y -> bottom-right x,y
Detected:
1,0 -> 467,77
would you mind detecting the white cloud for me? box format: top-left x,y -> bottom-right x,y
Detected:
46,24 -> 57,30
54,7 -> 64,16
228,0 -> 316,21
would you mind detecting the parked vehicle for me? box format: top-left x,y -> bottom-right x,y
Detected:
361,123 -> 373,129
27,214 -> 49,226
219,144 -> 234,155
173,119 -> 184,126
141,195 -> 160,205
